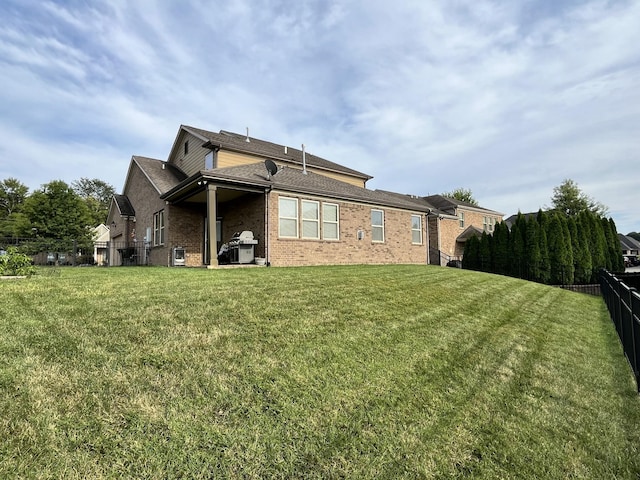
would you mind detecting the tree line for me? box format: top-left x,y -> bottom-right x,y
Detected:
462,209 -> 624,285
0,177 -> 115,252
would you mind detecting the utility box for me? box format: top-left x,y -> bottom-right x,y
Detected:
172,247 -> 186,266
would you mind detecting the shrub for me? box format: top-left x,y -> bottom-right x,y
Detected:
0,247 -> 37,277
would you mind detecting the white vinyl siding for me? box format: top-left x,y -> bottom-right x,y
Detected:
301,200 -> 320,239
322,203 -> 339,240
371,209 -> 385,243
411,214 -> 422,244
278,197 -> 298,238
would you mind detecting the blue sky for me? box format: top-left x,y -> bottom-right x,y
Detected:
1,0 -> 638,233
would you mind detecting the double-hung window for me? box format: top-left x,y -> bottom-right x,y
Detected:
459,211 -> 465,228
371,209 -> 385,242
483,216 -> 495,232
322,203 -> 339,240
278,197 -> 298,238
411,214 -> 422,244
301,200 -> 320,239
153,210 -> 165,246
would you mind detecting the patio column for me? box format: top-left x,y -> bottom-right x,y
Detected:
207,184 -> 218,267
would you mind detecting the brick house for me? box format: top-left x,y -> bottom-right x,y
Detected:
106,125 -> 502,267
423,195 -> 503,265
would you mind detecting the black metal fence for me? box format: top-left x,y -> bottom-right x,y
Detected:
600,270 -> 640,392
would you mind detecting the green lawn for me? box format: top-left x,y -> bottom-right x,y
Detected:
1,265 -> 639,479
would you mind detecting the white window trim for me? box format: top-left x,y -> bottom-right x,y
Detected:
459,211 -> 465,228
278,196 -> 299,238
322,203 -> 340,241
372,209 -> 385,243
411,214 -> 422,245
301,200 -> 320,239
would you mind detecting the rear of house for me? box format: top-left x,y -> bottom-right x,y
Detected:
106,125 -> 502,267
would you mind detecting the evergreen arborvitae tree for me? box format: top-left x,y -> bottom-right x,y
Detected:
493,221 -> 510,275
547,213 -> 573,285
510,213 -> 527,279
572,215 -> 592,284
584,211 -> 607,281
479,231 -> 492,273
604,218 -> 625,272
559,214 -> 574,284
537,210 -> 551,284
462,235 -> 480,271
525,215 -> 542,282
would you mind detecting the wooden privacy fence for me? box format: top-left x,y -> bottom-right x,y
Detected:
600,270 -> 640,393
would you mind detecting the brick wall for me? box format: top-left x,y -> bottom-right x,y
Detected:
267,192 -> 428,266
435,208 -> 502,261
167,204 -> 205,267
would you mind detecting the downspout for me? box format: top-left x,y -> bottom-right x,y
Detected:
265,186 -> 272,266
425,209 -> 431,265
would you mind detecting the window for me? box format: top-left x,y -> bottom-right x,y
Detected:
302,200 -> 320,239
371,209 -> 385,242
205,151 -> 214,169
459,211 -> 465,228
278,197 -> 298,238
483,216 -> 495,232
279,197 -> 341,240
322,203 -> 339,240
184,140 -> 189,155
411,214 -> 422,244
153,210 -> 165,246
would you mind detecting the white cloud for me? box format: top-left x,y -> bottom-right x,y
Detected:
0,0 -> 638,233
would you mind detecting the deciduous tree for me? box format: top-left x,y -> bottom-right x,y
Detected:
18,180 -> 93,247
441,188 -> 479,206
71,178 -> 115,227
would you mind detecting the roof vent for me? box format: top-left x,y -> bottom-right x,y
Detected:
162,163 -> 165,170
245,127 -> 250,143
302,144 -> 308,175
284,146 -> 288,154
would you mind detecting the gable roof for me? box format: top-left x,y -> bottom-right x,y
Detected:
112,194 -> 135,217
504,212 -> 539,228
128,156 -> 187,195
178,125 -> 373,182
457,225 -> 484,242
162,162 -> 430,213
619,233 -> 640,251
423,194 -> 503,216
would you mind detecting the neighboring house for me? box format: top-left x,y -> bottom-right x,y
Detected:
504,212 -> 538,229
422,195 -> 503,264
619,233 -> 640,256
92,223 -> 110,265
107,125 -> 503,267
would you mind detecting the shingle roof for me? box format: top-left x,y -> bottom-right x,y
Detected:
504,212 -> 539,228
163,162 -> 430,212
182,125 -> 373,181
619,233 -> 640,251
423,194 -> 503,216
457,225 -> 484,242
113,194 -> 135,217
133,156 -> 187,194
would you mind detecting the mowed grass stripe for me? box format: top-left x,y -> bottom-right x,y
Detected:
0,265 -> 638,479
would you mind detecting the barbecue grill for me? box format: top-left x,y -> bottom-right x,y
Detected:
228,231 -> 258,264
